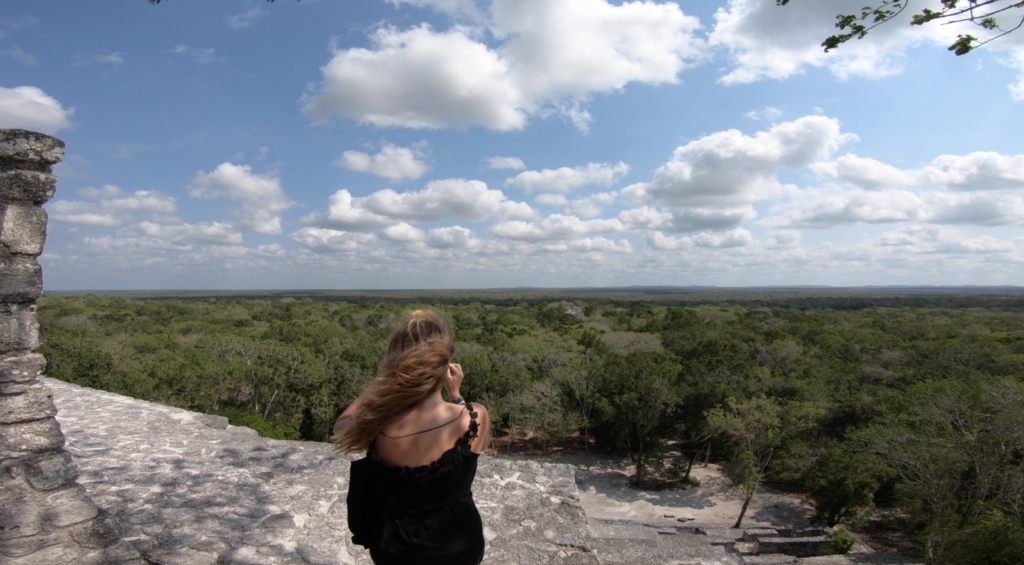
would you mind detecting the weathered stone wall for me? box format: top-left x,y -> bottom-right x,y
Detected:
0,129 -> 145,564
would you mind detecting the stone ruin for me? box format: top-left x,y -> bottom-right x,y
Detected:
0,129 -> 146,563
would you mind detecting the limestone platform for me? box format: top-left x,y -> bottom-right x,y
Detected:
44,378 -> 746,564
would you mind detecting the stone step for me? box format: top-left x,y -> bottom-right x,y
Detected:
796,555 -> 925,565
589,535 -> 741,565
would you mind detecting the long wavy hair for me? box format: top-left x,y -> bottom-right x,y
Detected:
334,310 -> 454,454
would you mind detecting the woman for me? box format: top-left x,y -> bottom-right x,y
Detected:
334,310 -> 491,565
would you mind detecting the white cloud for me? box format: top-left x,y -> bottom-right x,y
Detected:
767,230 -> 801,247
709,0 -> 1024,101
382,222 -> 427,243
335,143 -> 429,182
488,213 -> 624,241
228,6 -> 267,29
303,0 -> 704,131
0,86 -> 74,134
427,226 -> 479,248
120,221 -> 243,246
625,115 -> 851,207
188,163 -> 296,235
487,156 -> 526,170
812,154 -> 917,190
876,226 -> 1015,255
168,45 -> 216,65
0,46 -> 36,65
919,152 -> 1024,191
535,193 -> 569,206
647,227 -> 753,249
303,189 -> 395,231
709,0 -> 928,85
46,187 -> 178,227
765,187 -> 1024,229
289,227 -> 378,253
305,179 -> 533,230
619,205 -> 757,232
506,162 -> 630,193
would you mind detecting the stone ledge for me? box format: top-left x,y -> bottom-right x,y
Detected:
0,258 -> 42,305
0,382 -> 55,425
0,204 -> 47,256
0,130 -> 65,172
0,170 -> 59,205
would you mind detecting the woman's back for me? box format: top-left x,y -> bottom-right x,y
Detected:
348,403 -> 487,565
374,401 -> 486,468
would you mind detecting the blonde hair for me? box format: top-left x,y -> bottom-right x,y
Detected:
335,310 -> 454,454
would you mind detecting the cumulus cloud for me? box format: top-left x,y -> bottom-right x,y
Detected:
876,226 -> 1015,254
506,161 -> 630,193
303,0 -> 704,131
812,154 -> 917,190
710,0 -> 929,84
0,86 -> 74,134
119,221 -> 243,246
305,180 -> 534,230
647,228 -> 753,250
427,226 -> 479,249
709,0 -> 1024,100
335,143 -> 429,182
46,186 -> 177,227
764,187 -> 1024,229
487,156 -> 526,170
188,163 -> 296,235
919,152 -> 1024,191
625,116 -> 851,207
382,222 -> 427,243
488,214 -> 624,241
289,227 -> 378,253
619,205 -> 757,232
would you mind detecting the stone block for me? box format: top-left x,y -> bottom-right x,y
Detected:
24,450 -> 79,490
196,414 -> 229,430
0,129 -> 65,173
0,353 -> 45,384
0,382 -> 55,424
0,257 -> 41,304
0,204 -> 47,256
0,530 -> 66,558
0,418 -> 64,459
744,528 -> 779,542
0,493 -> 42,540
0,302 -> 39,355
70,509 -> 124,549
0,170 -> 58,205
755,536 -> 832,558
0,463 -> 35,503
43,484 -> 100,527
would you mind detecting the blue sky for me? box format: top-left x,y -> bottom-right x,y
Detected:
2,0 -> 1024,290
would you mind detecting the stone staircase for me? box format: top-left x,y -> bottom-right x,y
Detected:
41,378 -> 920,565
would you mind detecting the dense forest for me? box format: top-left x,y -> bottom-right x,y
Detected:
37,291 -> 1024,565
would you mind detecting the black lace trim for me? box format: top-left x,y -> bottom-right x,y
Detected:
371,404 -> 479,478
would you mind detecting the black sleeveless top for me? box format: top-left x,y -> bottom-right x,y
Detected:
347,405 -> 484,565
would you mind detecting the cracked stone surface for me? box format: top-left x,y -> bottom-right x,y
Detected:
45,378 -> 605,565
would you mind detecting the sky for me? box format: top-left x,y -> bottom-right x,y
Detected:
2,0 -> 1024,290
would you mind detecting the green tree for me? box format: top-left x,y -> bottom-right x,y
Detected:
708,396 -> 821,528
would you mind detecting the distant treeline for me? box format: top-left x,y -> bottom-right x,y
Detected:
37,293 -> 1024,565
